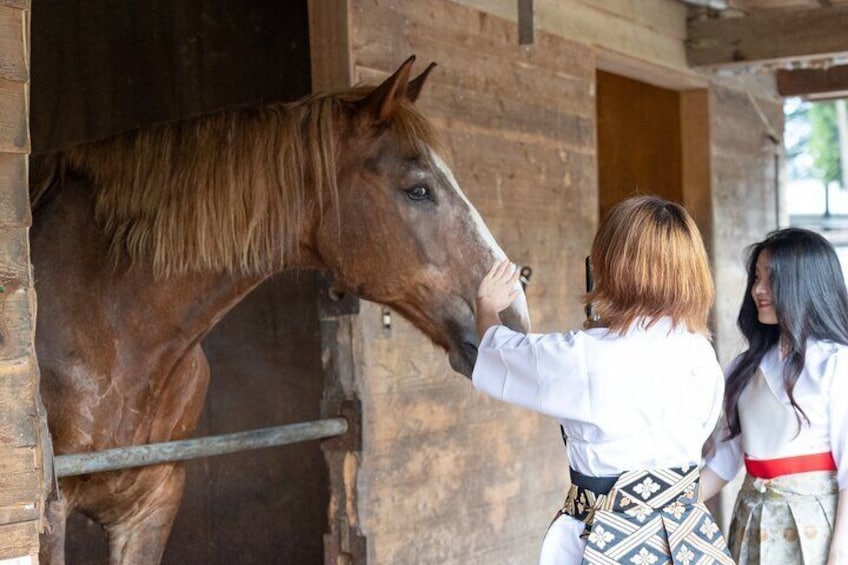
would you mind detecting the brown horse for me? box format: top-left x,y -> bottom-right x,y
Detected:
29,57 -> 530,564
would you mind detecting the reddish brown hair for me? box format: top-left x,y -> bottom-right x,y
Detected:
587,196 -> 714,335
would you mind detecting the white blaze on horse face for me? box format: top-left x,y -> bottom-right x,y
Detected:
427,148 -> 506,262
427,148 -> 531,332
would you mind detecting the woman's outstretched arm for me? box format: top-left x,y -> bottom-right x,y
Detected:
699,465 -> 729,502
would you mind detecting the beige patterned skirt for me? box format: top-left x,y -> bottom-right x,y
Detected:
729,471 -> 838,565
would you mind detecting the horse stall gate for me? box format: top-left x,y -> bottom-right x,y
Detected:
11,0 -> 801,564
30,2 -> 334,563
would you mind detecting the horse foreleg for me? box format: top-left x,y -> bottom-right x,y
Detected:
104,463 -> 186,565
39,496 -> 70,565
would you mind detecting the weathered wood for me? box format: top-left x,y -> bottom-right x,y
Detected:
0,79 -> 27,153
687,5 -> 848,67
31,1 -> 312,152
307,0 -> 352,92
777,65 -> 848,99
0,519 -> 38,560
681,90 -> 713,255
0,363 -> 37,449
0,154 -> 29,227
0,6 -> 26,82
0,500 -> 39,527
0,0 -> 39,559
0,468 -> 38,508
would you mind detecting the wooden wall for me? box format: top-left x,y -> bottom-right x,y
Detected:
329,1 -> 782,559
341,1 -> 598,562
708,80 -> 784,367
30,0 -> 312,152
0,0 -> 42,562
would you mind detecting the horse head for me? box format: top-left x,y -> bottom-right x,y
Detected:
315,57 -> 531,377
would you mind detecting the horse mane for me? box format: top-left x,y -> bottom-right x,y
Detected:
31,86 -> 442,279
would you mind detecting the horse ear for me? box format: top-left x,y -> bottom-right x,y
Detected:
406,62 -> 437,103
360,55 -> 416,123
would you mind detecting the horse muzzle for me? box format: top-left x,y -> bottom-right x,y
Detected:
448,290 -> 531,379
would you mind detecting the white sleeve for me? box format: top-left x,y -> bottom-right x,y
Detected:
704,415 -> 744,481
471,325 -> 589,420
704,355 -> 744,481
827,349 -> 848,490
703,362 -> 726,439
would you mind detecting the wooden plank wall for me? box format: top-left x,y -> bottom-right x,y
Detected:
709,80 -> 784,368
0,0 -> 42,563
349,1 -> 597,562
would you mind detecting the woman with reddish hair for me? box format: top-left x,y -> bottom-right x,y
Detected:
473,196 -> 733,564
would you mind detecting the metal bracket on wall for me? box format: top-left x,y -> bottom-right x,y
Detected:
322,398 -> 361,453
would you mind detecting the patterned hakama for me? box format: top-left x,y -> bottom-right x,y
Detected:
558,466 -> 734,565
729,471 -> 838,565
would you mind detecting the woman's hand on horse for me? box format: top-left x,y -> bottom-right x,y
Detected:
476,260 -> 521,315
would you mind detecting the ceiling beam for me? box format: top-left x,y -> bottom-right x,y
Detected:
686,5 -> 848,67
777,65 -> 848,99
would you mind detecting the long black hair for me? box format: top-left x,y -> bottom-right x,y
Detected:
724,227 -> 848,438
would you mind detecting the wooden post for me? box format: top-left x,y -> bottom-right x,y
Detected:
0,1 -> 43,562
308,2 -> 366,563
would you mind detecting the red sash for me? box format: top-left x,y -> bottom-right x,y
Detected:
744,451 -> 837,479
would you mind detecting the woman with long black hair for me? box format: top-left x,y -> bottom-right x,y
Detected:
702,227 -> 848,564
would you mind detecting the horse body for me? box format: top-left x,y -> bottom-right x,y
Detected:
32,58 -> 530,564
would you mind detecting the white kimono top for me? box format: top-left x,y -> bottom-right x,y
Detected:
472,317 -> 725,477
706,340 -> 848,490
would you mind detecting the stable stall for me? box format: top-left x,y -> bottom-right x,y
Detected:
0,1 -> 846,564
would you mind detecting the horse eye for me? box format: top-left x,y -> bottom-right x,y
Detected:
406,185 -> 431,201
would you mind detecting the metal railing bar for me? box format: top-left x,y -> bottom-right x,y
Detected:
54,417 -> 348,478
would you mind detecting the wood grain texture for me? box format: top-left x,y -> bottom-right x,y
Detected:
777,65 -> 848,98
0,154 -> 30,227
709,81 -> 783,368
0,0 -> 40,557
687,5 -> 848,67
351,1 -> 596,562
0,79 -> 27,153
0,6 -> 26,82
0,519 -> 38,560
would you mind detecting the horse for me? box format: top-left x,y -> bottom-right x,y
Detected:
29,56 -> 531,564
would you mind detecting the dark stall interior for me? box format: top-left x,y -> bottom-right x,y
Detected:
31,2 -> 328,563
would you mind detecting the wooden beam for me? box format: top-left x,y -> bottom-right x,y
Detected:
518,0 -> 533,45
687,5 -> 848,67
307,0 -> 353,92
776,65 -> 848,99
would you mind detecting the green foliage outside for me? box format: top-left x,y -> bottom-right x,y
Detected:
808,101 -> 842,187
785,99 -> 843,188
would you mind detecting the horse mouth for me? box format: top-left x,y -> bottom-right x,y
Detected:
448,339 -> 478,379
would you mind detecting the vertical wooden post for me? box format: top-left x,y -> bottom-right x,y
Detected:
518,0 -> 534,45
308,2 -> 366,563
0,1 -> 44,562
680,90 -> 713,255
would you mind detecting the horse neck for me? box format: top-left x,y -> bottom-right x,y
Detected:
32,171 -> 311,355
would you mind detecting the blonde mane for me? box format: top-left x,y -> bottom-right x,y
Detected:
37,86 -> 441,278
